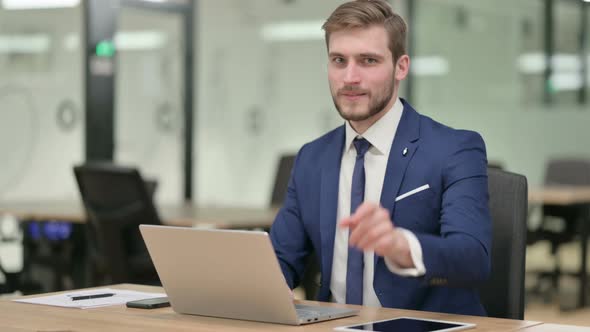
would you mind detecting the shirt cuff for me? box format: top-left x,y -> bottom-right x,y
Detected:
384,228 -> 426,277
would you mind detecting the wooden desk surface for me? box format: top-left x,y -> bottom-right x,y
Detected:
0,284 -> 541,332
529,186 -> 590,206
519,323 -> 590,331
0,201 -> 278,229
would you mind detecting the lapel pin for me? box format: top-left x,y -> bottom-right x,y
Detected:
402,147 -> 408,156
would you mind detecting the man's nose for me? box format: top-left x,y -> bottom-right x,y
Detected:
343,63 -> 361,84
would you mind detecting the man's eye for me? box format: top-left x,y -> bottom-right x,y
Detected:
364,58 -> 377,64
332,57 -> 344,64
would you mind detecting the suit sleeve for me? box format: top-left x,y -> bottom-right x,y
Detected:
269,145 -> 313,290
414,131 -> 492,287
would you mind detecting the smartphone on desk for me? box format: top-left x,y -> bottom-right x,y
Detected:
126,297 -> 170,309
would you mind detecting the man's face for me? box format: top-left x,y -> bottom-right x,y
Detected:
327,25 -> 396,122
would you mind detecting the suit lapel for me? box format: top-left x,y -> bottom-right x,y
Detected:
377,100 -> 421,265
379,99 -> 421,212
319,126 -> 345,289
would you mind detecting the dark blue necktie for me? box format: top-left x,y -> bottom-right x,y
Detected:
346,137 -> 371,305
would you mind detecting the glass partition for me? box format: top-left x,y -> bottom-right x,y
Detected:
413,0 -> 590,185
0,5 -> 84,201
115,7 -> 185,204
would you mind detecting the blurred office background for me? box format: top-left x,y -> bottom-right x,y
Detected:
1,0 -> 590,325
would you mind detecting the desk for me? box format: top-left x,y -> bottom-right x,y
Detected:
520,323 -> 590,331
0,200 -> 278,229
528,186 -> 590,309
529,186 -> 590,206
0,284 -> 542,332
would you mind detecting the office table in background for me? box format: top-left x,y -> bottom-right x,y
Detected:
0,200 -> 279,229
528,186 -> 590,206
528,186 -> 590,309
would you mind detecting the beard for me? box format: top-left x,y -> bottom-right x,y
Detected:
331,78 -> 395,122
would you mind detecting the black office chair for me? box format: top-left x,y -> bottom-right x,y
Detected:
487,160 -> 504,170
527,158 -> 590,301
0,216 -> 22,293
270,154 -> 296,207
480,168 -> 528,319
269,154 -> 321,300
0,260 -> 22,294
0,261 -> 11,293
74,163 -> 161,286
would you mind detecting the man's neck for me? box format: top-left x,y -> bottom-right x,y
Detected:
349,94 -> 398,135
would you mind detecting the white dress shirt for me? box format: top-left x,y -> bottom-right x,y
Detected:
330,98 -> 426,307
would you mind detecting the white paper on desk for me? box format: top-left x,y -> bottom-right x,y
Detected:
12,288 -> 166,309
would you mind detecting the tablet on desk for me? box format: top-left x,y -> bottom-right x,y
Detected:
334,317 -> 475,332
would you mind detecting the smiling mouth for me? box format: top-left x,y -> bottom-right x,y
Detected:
340,93 -> 367,100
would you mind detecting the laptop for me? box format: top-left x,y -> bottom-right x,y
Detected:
139,225 -> 359,325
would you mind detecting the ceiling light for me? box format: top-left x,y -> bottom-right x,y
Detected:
411,56 -> 450,76
1,0 -> 80,10
114,31 -> 167,51
517,52 -> 584,74
0,34 -> 50,53
261,21 -> 325,42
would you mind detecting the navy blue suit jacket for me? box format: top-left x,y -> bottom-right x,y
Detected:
269,100 -> 491,316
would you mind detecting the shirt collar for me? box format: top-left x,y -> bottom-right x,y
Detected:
344,97 -> 403,156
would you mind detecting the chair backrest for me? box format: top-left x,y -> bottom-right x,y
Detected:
480,168 -> 528,319
74,163 -> 161,285
0,261 -> 13,294
545,158 -> 590,186
542,158 -> 590,230
270,154 -> 296,207
0,215 -> 21,293
487,160 -> 504,170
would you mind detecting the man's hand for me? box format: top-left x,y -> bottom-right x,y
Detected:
340,202 -> 414,268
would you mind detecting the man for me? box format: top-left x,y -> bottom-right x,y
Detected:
269,0 -> 491,316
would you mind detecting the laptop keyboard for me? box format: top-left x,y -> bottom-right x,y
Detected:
294,304 -> 357,323
296,308 -> 318,319
295,304 -> 342,319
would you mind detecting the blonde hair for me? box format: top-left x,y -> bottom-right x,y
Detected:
322,0 -> 407,62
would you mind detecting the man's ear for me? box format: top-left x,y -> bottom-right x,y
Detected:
395,55 -> 410,81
